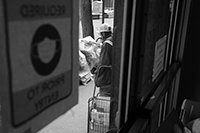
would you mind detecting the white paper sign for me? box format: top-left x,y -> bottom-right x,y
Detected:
152,35 -> 167,81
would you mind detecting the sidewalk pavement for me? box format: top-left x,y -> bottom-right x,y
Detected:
38,81 -> 95,133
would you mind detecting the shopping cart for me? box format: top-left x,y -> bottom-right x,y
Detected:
87,65 -> 112,133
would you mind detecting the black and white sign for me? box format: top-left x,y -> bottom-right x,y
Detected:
0,0 -> 79,132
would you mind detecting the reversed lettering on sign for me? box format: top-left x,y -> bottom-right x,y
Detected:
27,86 -> 40,100
26,75 -> 64,102
35,91 -> 59,111
29,75 -> 65,112
20,5 -> 66,18
13,71 -> 72,126
42,75 -> 64,93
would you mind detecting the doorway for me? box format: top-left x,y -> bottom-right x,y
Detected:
38,1 -> 115,133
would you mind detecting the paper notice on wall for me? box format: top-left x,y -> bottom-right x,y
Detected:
152,35 -> 167,81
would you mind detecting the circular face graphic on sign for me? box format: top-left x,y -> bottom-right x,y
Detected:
31,24 -> 62,76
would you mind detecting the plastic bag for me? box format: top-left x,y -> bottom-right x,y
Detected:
79,36 -> 101,70
79,50 -> 92,85
79,50 -> 89,72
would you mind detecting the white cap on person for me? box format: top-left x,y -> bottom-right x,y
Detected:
98,23 -> 112,33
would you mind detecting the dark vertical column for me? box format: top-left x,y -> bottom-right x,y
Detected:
177,0 -> 200,112
110,0 -> 124,129
102,0 -> 104,23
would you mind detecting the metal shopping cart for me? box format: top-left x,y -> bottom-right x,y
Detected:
87,65 -> 112,133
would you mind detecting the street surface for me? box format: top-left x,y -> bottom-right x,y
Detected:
38,18 -> 114,133
38,81 -> 94,133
